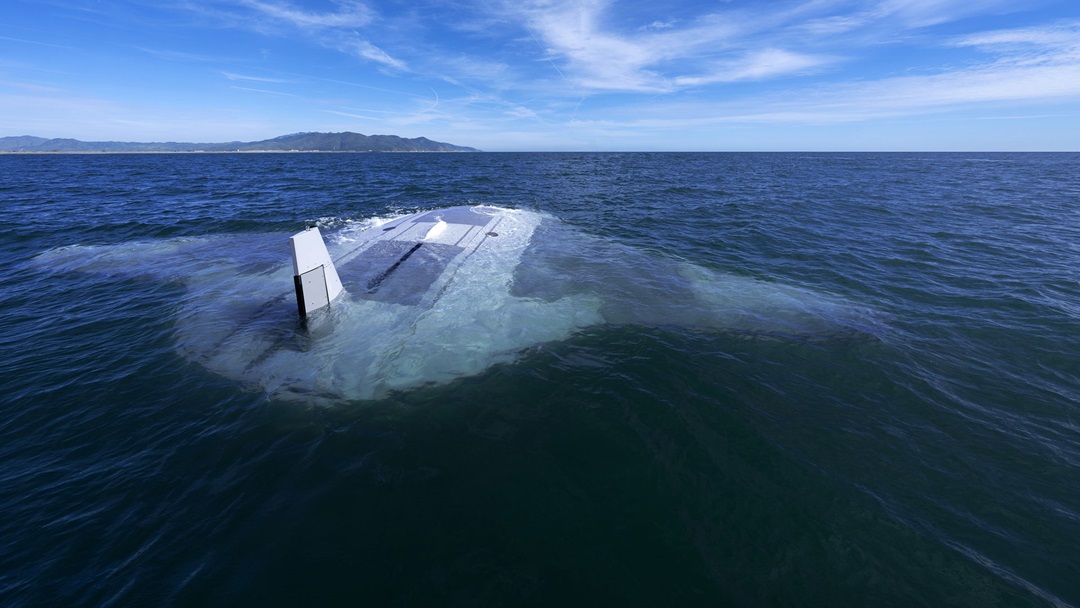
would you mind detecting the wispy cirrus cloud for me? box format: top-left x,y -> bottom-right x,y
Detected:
870,0 -> 1016,28
0,34 -> 79,50
335,36 -> 408,71
560,20 -> 1080,130
672,48 -> 832,86
222,71 -> 291,83
0,79 -> 65,93
775,60 -> 1080,124
797,0 -> 1017,35
501,0 -> 841,92
511,0 -> 750,92
184,0 -> 406,71
950,20 -> 1080,51
136,46 -> 235,63
433,55 -> 513,88
229,85 -> 301,97
865,21 -> 1080,109
491,0 -> 1040,96
233,0 -> 373,29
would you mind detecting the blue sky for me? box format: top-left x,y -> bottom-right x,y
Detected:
2,0 -> 1079,150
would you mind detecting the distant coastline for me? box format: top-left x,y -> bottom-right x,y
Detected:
0,150 -> 475,155
0,131 -> 479,153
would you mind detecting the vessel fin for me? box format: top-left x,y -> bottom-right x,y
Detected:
289,227 -> 343,317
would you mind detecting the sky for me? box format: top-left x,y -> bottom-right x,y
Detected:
1,0 -> 1079,151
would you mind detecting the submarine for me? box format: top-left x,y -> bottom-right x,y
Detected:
32,205 -> 886,403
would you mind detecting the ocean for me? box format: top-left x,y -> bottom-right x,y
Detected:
1,152 -> 1078,606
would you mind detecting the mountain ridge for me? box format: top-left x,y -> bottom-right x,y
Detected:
0,132 -> 479,153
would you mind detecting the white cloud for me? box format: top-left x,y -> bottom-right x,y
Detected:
643,20 -> 676,31
506,106 -> 540,119
503,0 -> 887,93
673,48 -> 831,86
796,15 -> 868,36
325,109 -> 382,121
135,46 -> 229,63
523,0 -> 662,91
235,0 -> 373,29
511,0 -> 753,92
0,80 -> 64,93
663,71 -> 1077,130
0,34 -> 79,50
516,19 -> 1080,135
185,1 -> 405,71
871,0 -> 1015,28
428,55 -> 512,88
222,72 -> 291,83
792,0 -> 1020,38
338,38 -> 408,71
951,21 -> 1080,50
811,62 -> 1080,120
229,85 -> 300,97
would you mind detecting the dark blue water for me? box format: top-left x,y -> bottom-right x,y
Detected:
1,152 -> 1078,606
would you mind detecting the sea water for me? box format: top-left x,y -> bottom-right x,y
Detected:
1,152 -> 1078,606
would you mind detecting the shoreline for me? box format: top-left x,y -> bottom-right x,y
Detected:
0,149 -> 479,155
